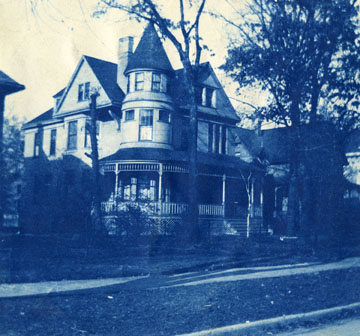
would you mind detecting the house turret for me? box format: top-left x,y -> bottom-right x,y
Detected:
120,24 -> 174,150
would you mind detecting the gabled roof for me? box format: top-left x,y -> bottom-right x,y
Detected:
231,128 -> 263,157
56,55 -> 124,114
53,88 -> 65,98
172,63 -> 239,122
84,56 -> 124,103
231,127 -> 290,165
125,24 -> 173,74
23,108 -> 61,130
0,70 -> 25,95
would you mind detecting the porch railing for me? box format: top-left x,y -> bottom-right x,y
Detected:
199,204 -> 225,217
161,202 -> 188,216
101,201 -> 225,217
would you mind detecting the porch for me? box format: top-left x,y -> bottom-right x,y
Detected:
99,154 -> 264,236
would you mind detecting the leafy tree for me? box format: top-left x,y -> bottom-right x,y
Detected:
96,0 -> 207,242
1,116 -> 24,228
221,0 -> 360,241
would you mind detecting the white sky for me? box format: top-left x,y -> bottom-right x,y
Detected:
0,0 -> 252,122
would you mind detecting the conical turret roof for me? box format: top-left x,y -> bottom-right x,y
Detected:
125,24 -> 173,74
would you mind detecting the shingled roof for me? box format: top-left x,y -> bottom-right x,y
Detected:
84,56 -> 124,102
23,108 -> 62,130
101,147 -> 262,171
0,70 -> 25,95
125,24 -> 173,74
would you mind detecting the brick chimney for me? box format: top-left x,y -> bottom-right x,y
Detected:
117,36 -> 134,93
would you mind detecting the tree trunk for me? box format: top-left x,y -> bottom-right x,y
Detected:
182,60 -> 200,243
89,93 -> 102,235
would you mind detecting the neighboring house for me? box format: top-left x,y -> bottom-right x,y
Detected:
232,127 -> 290,234
21,24 -> 264,236
246,123 -> 358,236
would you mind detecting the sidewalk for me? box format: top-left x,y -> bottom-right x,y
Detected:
0,276 -> 147,298
1,256 -> 359,298
164,257 -> 360,288
277,318 -> 360,335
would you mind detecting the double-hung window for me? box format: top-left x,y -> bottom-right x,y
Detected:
67,121 -> 78,150
50,129 -> 56,156
84,120 -> 100,148
34,132 -> 41,157
135,72 -> 144,91
152,73 -> 161,92
139,109 -> 153,141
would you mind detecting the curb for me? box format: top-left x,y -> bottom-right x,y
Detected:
175,302 -> 360,336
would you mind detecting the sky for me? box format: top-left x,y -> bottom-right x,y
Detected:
0,0 -> 250,123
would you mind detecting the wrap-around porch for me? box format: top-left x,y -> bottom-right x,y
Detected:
100,161 -> 263,229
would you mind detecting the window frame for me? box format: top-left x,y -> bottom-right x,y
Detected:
152,72 -> 161,92
158,109 -> 171,123
125,109 -> 135,122
78,82 -> 90,101
139,109 -> 153,141
135,72 -> 144,91
50,129 -> 57,156
84,120 -> 100,148
34,132 -> 41,157
205,88 -> 215,107
67,120 -> 78,151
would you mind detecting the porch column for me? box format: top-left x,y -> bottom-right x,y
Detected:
158,163 -> 163,215
114,163 -> 119,196
222,174 -> 226,217
250,177 -> 255,218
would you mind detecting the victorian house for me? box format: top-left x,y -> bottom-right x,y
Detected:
21,24 -> 264,236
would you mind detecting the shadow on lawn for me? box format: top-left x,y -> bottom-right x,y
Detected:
0,233 -> 359,284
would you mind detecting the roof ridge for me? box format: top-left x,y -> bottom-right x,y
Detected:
83,55 -> 117,66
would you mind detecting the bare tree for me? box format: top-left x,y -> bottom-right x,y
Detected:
97,0 -> 207,242
240,170 -> 253,238
85,91 -> 103,235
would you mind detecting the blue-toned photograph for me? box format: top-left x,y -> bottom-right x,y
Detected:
0,0 -> 360,335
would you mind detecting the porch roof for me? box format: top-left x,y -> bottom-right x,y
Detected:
100,147 -> 263,171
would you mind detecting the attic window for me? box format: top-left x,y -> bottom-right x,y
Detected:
78,82 -> 90,101
152,73 -> 161,92
195,86 -> 216,108
206,88 -> 216,108
135,72 -> 144,91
